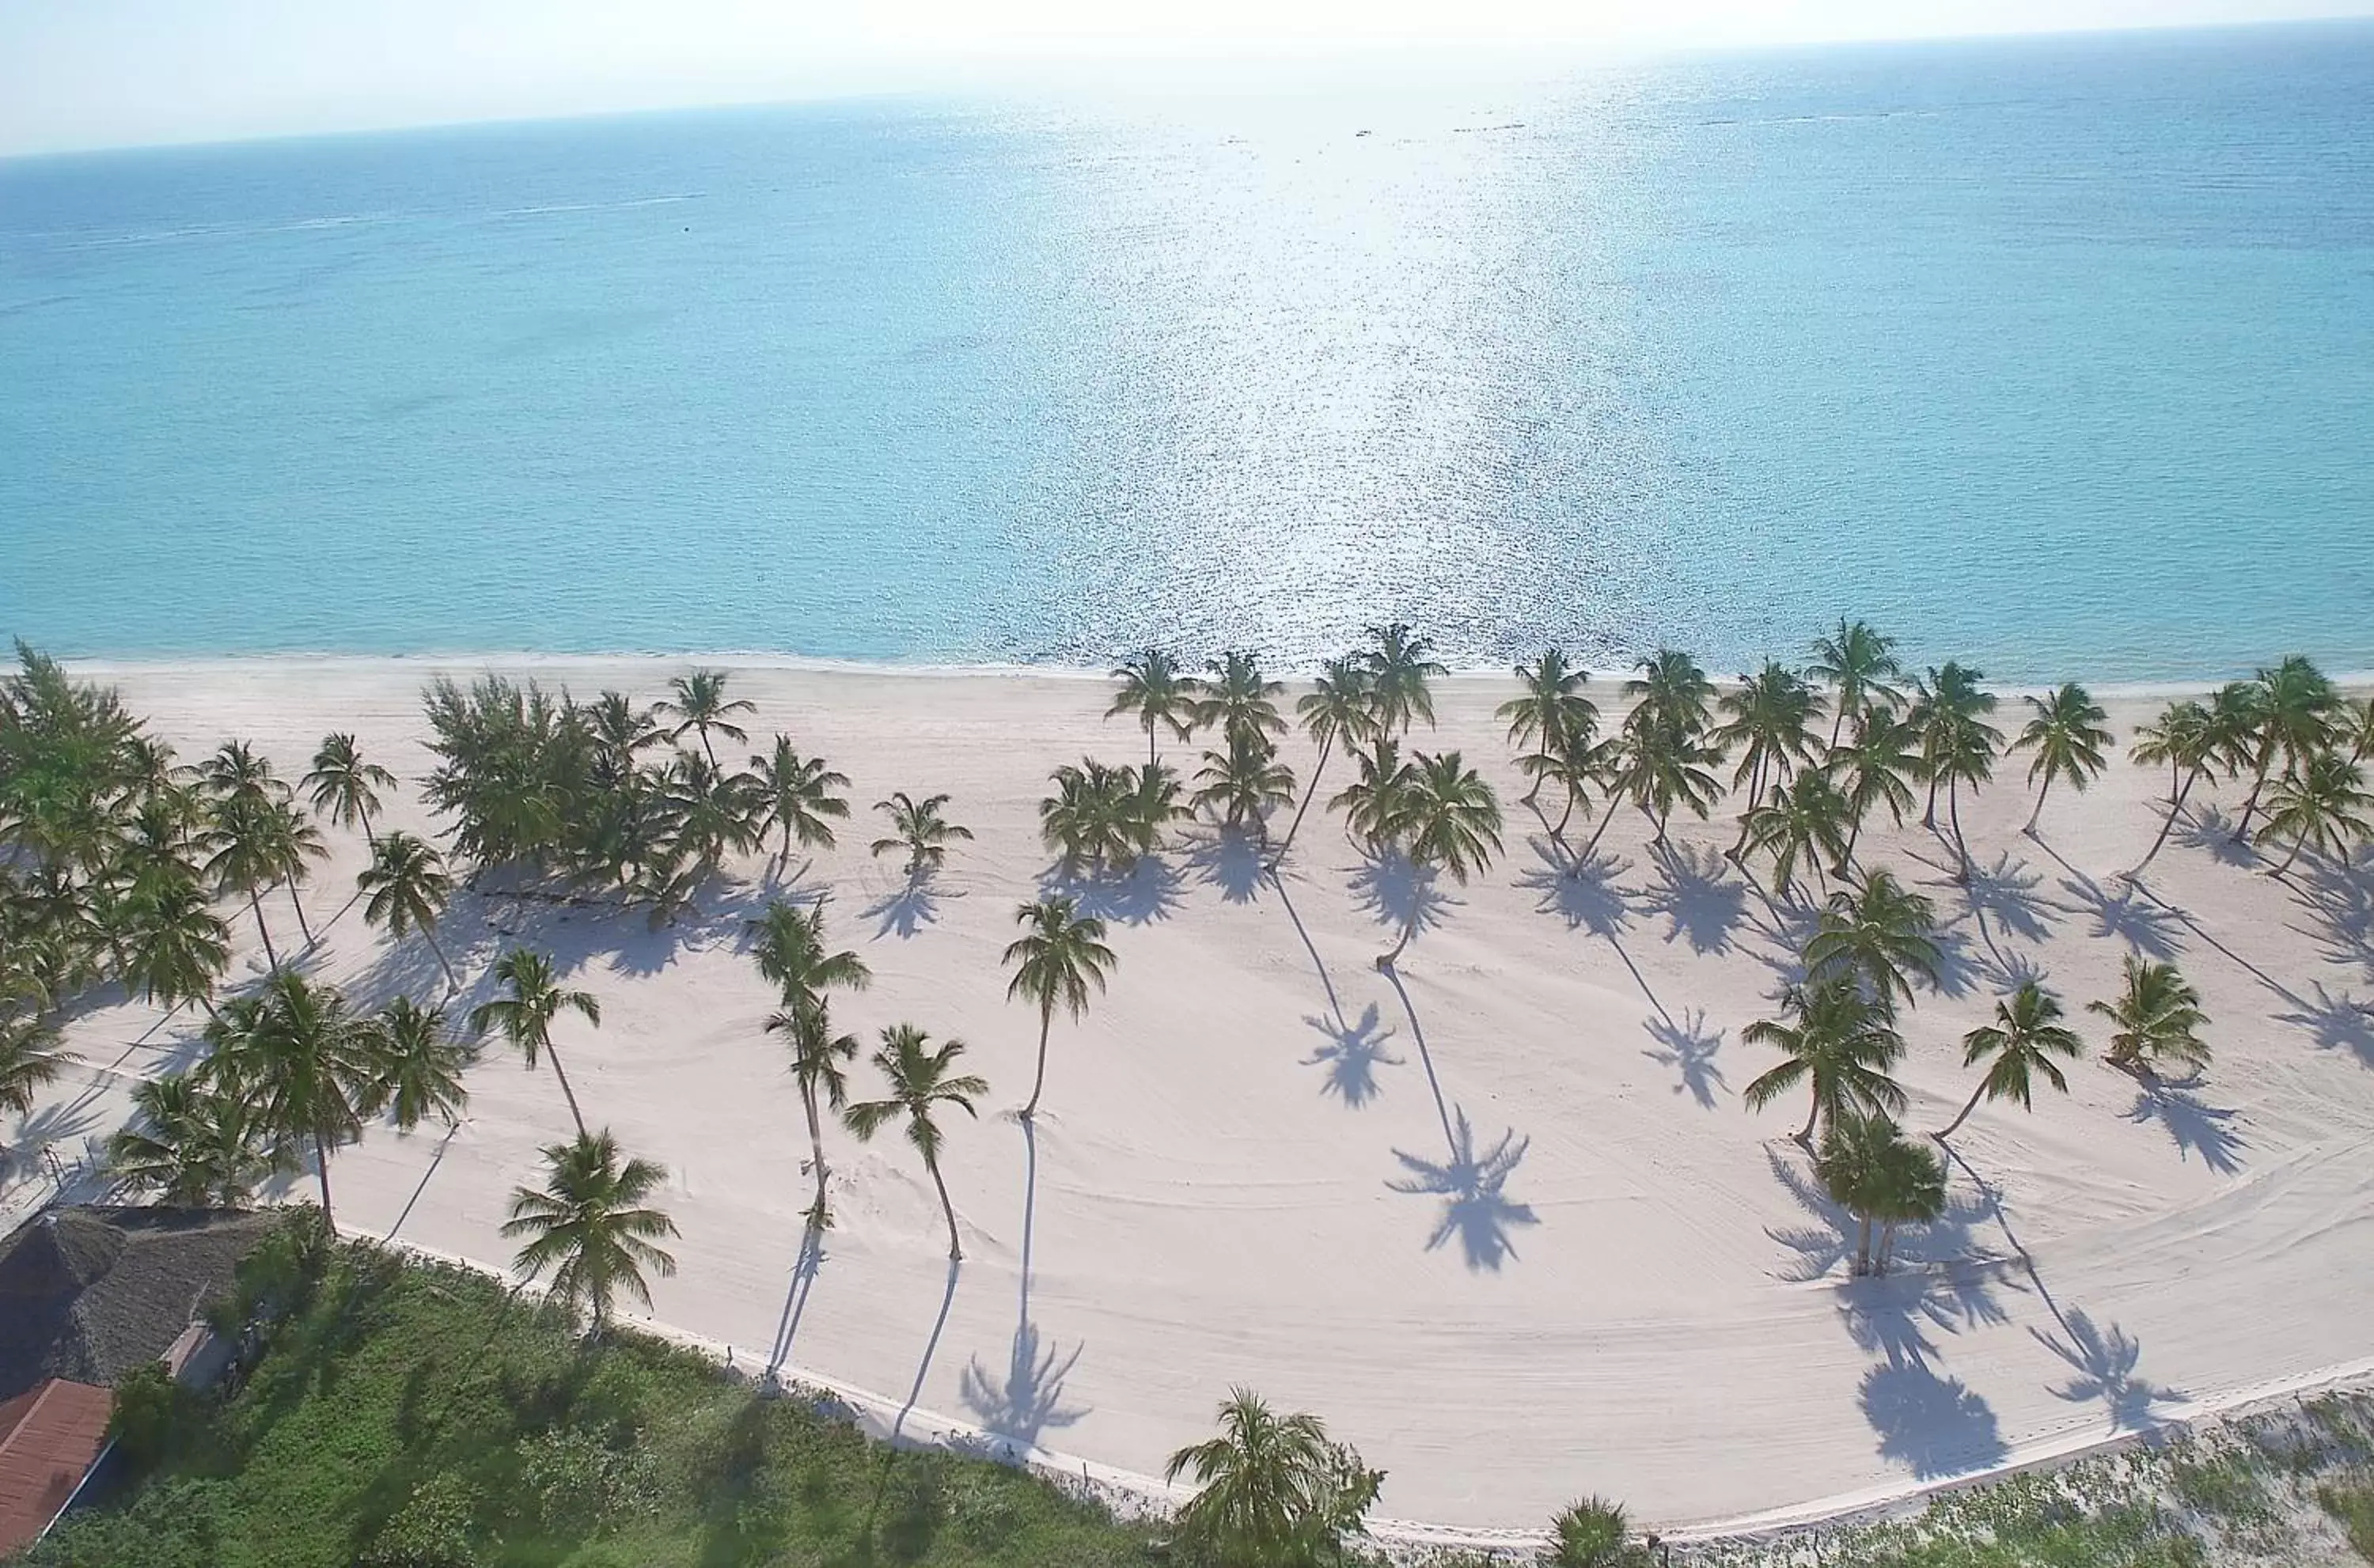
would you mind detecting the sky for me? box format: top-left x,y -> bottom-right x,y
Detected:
3,0 -> 2371,156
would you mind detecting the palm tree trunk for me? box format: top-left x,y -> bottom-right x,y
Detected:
1878,1220 -> 1898,1274
248,889 -> 279,969
315,1128 -> 337,1237
1379,911 -> 1417,970
424,925 -> 461,994
1948,779 -> 1971,881
1853,1213 -> 1872,1275
545,1043 -> 590,1138
1828,698 -> 1849,754
927,1153 -> 962,1260
1268,733 -> 1334,871
2272,834 -> 2311,877
1937,1078 -> 1989,1139
2024,774 -> 2051,835
1583,797 -> 1619,858
1922,771 -> 1940,830
1797,1093 -> 1820,1148
1146,718 -> 1157,770
1021,1002 -> 1054,1120
2133,770 -> 2198,873
802,1083 -> 830,1229
287,882 -> 315,947
358,802 -> 377,848
700,728 -> 719,772
2234,744 -> 2277,840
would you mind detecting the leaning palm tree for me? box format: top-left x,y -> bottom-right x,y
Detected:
1742,979 -> 1906,1148
1736,771 -> 1853,904
1361,623 -> 1447,741
1106,649 -> 1203,767
1196,651 -> 1290,751
1807,619 -> 1906,750
200,790 -> 290,968
1908,662 -> 2000,880
843,1025 -> 988,1260
753,737 -> 850,873
1802,869 -> 1943,1016
358,831 -> 462,994
1712,660 -> 1826,816
302,732 -> 398,846
502,1130 -> 679,1340
2088,957 -> 2212,1081
1936,979 -> 2084,1138
1497,649 -> 1597,808
116,872 -> 231,1017
1377,751 -> 1503,968
2259,748 -> 2372,877
1164,1388 -> 1382,1568
2011,682 -> 2112,835
469,949 -> 601,1138
1003,896 -> 1117,1121
2126,699 -> 2217,873
768,996 -> 862,1230
1823,709 -> 1925,869
1269,655 -> 1377,869
1817,1110 -> 1946,1276
1330,736 -> 1418,855
378,996 -> 470,1133
104,1073 -> 275,1206
2231,655 -> 2338,842
1193,729 -> 1297,837
869,791 -> 973,878
203,970 -> 390,1235
655,668 -> 757,771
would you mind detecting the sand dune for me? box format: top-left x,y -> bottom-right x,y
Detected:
9,657 -> 2373,1540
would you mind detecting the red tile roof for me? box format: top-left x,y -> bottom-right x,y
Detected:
0,1378 -> 113,1555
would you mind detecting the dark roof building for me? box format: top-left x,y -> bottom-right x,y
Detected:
0,1380 -> 115,1556
0,1206 -> 275,1403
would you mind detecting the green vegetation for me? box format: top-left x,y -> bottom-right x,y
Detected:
21,1229 -> 1160,1568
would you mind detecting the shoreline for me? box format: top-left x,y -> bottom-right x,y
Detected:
56,649 -> 2374,704
11,653 -> 2374,1533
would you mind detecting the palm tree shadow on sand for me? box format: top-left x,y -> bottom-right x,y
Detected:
1348,850 -> 1451,948
1182,828 -> 1269,906
892,1258 -> 963,1442
2121,1083 -> 2249,1173
1037,856 -> 1185,926
1303,1002 -> 1403,1108
2032,1309 -> 2188,1432
763,1226 -> 829,1384
1859,1361 -> 2008,1480
1636,840 -> 1748,956
860,869 -> 960,941
1640,1008 -> 1727,1108
1517,844 -> 1675,1025
1379,968 -> 1538,1271
958,1123 -> 1090,1457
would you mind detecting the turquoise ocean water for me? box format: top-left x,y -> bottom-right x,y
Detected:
2,23 -> 2371,680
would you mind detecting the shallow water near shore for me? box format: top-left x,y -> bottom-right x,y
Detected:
5,22 -> 2372,678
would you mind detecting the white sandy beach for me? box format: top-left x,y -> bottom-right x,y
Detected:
9,657 -> 2374,1540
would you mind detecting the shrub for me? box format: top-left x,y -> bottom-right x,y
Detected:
106,1362 -> 191,1469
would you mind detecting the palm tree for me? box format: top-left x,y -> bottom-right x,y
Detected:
1497,650 -> 1598,808
502,1130 -> 679,1340
658,749 -> 764,880
2232,655 -> 2339,842
1712,660 -> 1826,816
843,1025 -> 989,1259
870,791 -> 973,878
1610,714 -> 1722,850
1532,725 -> 1615,863
1121,759 -> 1192,862
104,1073 -> 274,1206
656,668 -> 756,771
2,1016 -> 73,1144
358,831 -> 462,994
379,997 -> 470,1132
469,949 -> 601,1138
1807,619 -> 1906,750
2127,699 -> 2217,873
1803,869 -> 1943,1016
203,971 -> 390,1234
1547,1498 -> 1647,1568
2088,957 -> 2212,1081
1003,896 -> 1117,1121
1196,651 -> 1289,750
1193,729 -> 1297,837
2260,749 -> 2372,877
1816,1110 -> 1946,1275
116,872 -> 230,1016
1908,662 -> 2000,879
753,737 -> 850,873
1361,623 -> 1447,741
1737,771 -> 1853,903
2012,683 -> 2112,835
303,733 -> 397,845
1270,656 -> 1377,869
1823,710 -> 1924,869
1742,979 -> 1906,1147
750,898 -> 873,1016
1377,751 -> 1503,968
1107,649 -> 1203,767
1163,1388 -> 1382,1568
2346,695 -> 2374,766
200,790 -> 290,968
264,799 -> 331,949
1936,980 -> 2084,1138
584,690 -> 666,783
1039,759 -> 1139,876
1625,649 -> 1718,737
768,996 -> 861,1230
1331,737 -> 1418,855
